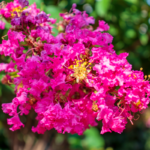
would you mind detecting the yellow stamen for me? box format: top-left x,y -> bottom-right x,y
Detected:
11,6 -> 25,17
92,101 -> 98,112
135,100 -> 141,107
145,75 -> 147,79
68,58 -> 91,83
17,81 -> 23,92
140,67 -> 143,71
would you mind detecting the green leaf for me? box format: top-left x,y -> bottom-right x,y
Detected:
44,6 -> 61,22
28,0 -> 43,8
125,29 -> 136,39
52,27 -> 58,37
127,52 -> 141,69
58,1 -> 68,9
140,34 -> 149,46
109,25 -> 118,36
83,127 -> 105,149
124,0 -> 138,4
68,134 -> 82,149
71,0 -> 80,3
3,20 -> 11,30
95,0 -> 111,17
0,72 -> 5,81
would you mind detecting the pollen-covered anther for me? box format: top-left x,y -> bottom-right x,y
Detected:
128,74 -> 137,79
28,95 -> 37,105
144,75 -> 150,81
140,67 -> 143,71
68,58 -> 91,83
11,6 -> 25,17
92,101 -> 98,112
134,100 -> 141,107
134,100 -> 143,109
17,81 -> 23,92
133,74 -> 137,79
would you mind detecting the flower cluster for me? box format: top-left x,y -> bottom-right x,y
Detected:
0,0 -> 150,135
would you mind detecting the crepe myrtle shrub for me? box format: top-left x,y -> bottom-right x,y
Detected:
0,0 -> 150,135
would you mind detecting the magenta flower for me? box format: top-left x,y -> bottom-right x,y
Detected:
18,0 -> 29,8
0,20 -> 5,29
0,0 -> 150,135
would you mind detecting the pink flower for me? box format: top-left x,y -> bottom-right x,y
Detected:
0,20 -> 5,29
96,20 -> 109,32
7,115 -> 24,131
0,1 -> 150,135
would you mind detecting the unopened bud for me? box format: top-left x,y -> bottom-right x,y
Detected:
58,24 -> 65,32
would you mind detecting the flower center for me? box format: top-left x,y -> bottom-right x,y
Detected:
68,59 -> 91,83
11,6 -> 25,17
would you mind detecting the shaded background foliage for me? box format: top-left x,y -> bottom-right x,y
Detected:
0,0 -> 150,149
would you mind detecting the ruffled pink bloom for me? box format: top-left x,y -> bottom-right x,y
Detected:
7,115 -> 24,131
0,20 -> 5,29
0,0 -> 20,18
96,20 -> 109,32
0,1 -> 150,135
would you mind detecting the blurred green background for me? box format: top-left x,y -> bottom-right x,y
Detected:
0,0 -> 150,149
